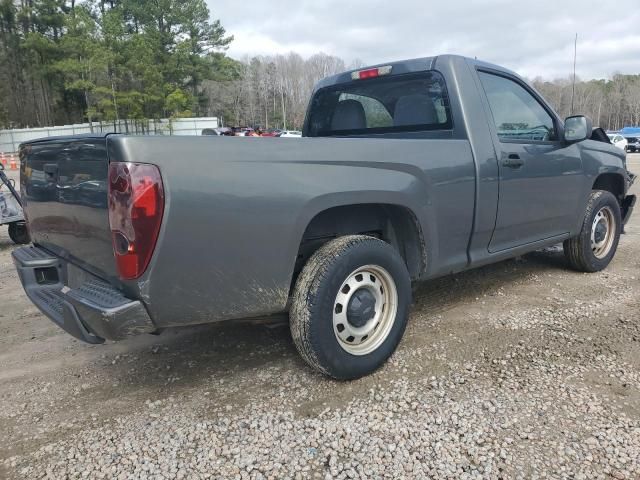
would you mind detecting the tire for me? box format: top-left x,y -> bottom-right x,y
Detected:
290,235 -> 411,380
563,190 -> 621,272
8,222 -> 30,245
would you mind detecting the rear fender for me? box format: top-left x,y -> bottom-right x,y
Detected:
288,189 -> 435,282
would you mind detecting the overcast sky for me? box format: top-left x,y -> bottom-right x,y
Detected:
208,0 -> 640,80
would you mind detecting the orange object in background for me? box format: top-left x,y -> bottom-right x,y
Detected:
9,155 -> 17,170
0,153 -> 6,166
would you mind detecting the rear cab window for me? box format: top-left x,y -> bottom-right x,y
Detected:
305,71 -> 452,137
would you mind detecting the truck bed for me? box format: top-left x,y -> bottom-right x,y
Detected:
19,134 -> 477,334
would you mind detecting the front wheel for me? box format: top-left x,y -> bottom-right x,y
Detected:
563,190 -> 621,272
8,222 -> 30,245
290,235 -> 411,380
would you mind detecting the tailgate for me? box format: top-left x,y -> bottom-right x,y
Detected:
20,136 -> 116,278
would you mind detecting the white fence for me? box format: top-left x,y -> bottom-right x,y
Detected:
0,117 -> 219,153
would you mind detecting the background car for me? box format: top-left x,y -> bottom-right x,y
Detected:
261,129 -> 283,137
277,130 -> 302,138
234,127 -> 253,136
201,127 -> 231,136
624,136 -> 640,153
607,133 -> 628,151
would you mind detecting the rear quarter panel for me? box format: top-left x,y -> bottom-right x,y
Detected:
108,135 -> 475,327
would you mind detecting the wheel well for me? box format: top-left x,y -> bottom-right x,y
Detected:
593,173 -> 624,201
293,204 -> 426,288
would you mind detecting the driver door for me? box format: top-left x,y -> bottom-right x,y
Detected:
477,70 -> 584,253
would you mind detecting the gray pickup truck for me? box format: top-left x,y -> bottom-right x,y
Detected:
13,55 -> 636,379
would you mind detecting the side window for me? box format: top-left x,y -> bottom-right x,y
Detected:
478,71 -> 557,142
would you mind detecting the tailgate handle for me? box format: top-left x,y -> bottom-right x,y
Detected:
43,163 -> 58,181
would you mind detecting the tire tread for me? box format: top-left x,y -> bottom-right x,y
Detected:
290,235 -> 372,376
563,190 -> 620,272
290,235 -> 408,379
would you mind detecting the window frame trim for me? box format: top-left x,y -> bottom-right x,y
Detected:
476,67 -> 563,146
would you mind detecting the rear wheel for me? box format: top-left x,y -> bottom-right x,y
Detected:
563,190 -> 621,272
290,235 -> 411,380
8,222 -> 30,245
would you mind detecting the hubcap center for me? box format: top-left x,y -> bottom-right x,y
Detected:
594,220 -> 607,244
346,288 -> 376,328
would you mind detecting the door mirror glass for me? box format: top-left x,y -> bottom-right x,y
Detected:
564,115 -> 592,142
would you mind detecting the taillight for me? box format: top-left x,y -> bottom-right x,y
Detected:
108,162 -> 164,280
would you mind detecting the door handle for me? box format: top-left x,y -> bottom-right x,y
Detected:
503,154 -> 524,168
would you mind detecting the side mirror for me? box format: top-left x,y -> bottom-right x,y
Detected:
564,115 -> 593,143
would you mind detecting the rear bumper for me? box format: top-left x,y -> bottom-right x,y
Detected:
12,246 -> 156,344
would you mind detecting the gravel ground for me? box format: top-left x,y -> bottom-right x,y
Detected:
1,156 -> 639,479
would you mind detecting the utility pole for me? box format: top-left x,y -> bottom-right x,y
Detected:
570,33 -> 578,115
111,76 -> 120,131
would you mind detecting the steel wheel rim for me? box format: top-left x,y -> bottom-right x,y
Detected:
332,264 -> 398,356
591,206 -> 615,259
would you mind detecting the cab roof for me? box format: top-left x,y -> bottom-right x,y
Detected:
314,54 -> 520,92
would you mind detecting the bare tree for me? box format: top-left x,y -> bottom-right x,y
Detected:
204,52 -> 347,129
532,73 -> 640,130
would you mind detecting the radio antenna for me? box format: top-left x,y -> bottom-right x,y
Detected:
570,33 -> 578,115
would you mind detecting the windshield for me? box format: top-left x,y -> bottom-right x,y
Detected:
305,71 -> 452,137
